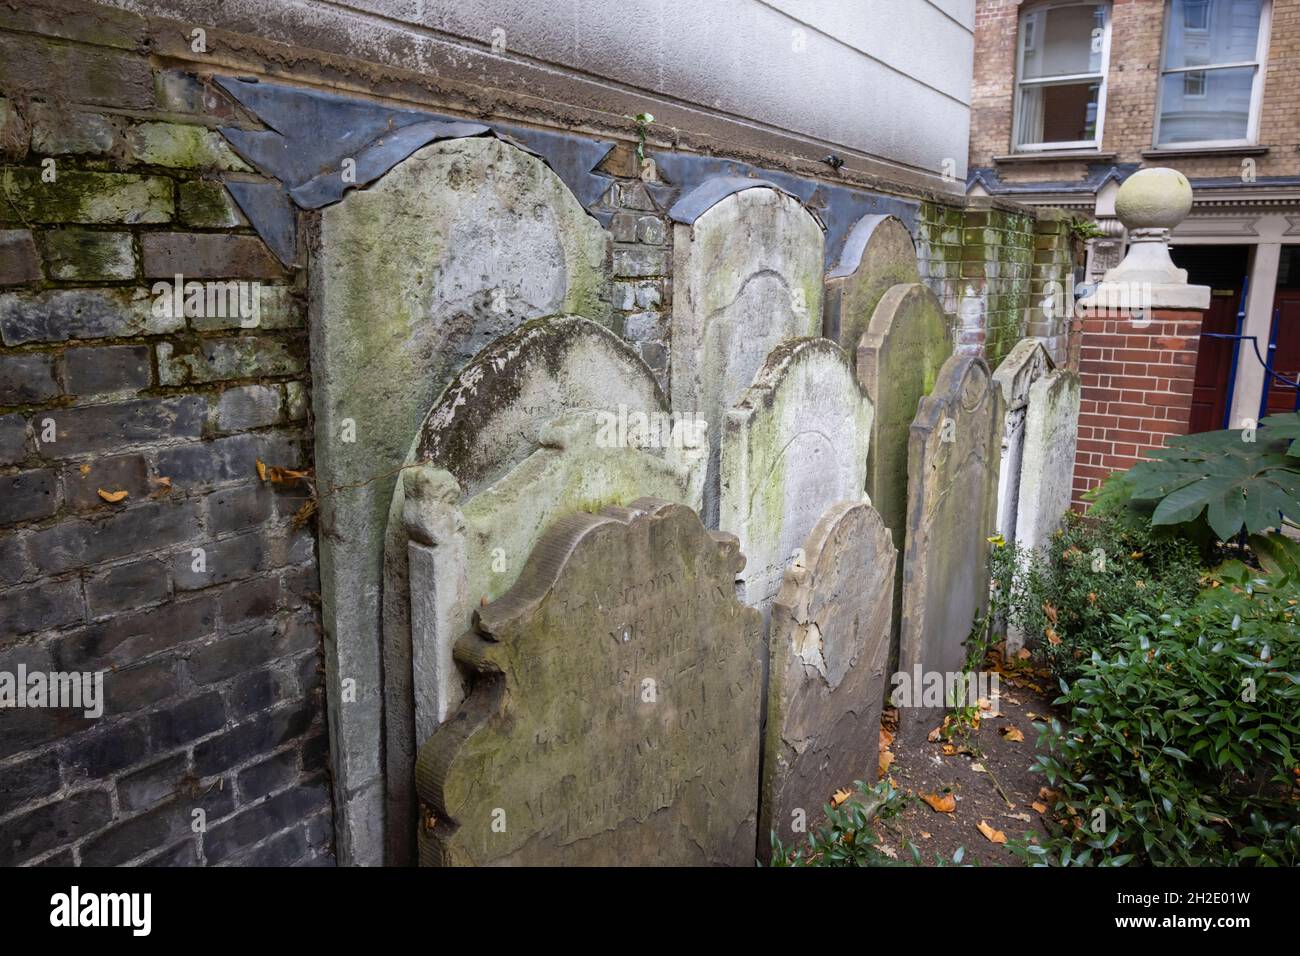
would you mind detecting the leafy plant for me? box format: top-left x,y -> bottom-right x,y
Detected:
1069,217 -> 1106,241
768,779 -> 912,867
768,781 -> 972,867
1008,563 -> 1300,867
1120,412 -> 1300,541
992,507 -> 1204,682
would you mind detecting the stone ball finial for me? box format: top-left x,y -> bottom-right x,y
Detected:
1114,168 -> 1194,231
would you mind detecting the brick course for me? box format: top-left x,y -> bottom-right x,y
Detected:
1070,308 -> 1204,508
0,0 -> 331,867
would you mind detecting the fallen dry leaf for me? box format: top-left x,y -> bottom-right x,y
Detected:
1043,602 -> 1058,624
1045,626 -> 1062,646
1000,726 -> 1025,742
879,727 -> 894,751
150,475 -> 174,499
1032,801 -> 1049,814
79,463 -> 91,476
941,743 -> 957,756
921,791 -> 956,813
927,725 -> 944,743
977,820 -> 1007,844
1039,786 -> 1060,802
830,788 -> 852,808
1016,648 -> 1032,660
259,462 -> 312,485
291,498 -> 317,530
1006,812 -> 1032,823
877,749 -> 895,778
970,762 -> 986,774
97,488 -> 128,503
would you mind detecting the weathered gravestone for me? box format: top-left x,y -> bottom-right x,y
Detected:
1015,370 -> 1081,550
719,338 -> 872,617
670,183 -> 824,527
854,282 -> 951,668
824,214 -> 920,350
384,317 -> 702,776
310,136 -> 610,863
414,498 -> 764,866
1003,369 -> 1081,653
898,353 -> 1002,737
382,317 -> 701,860
992,339 -> 1053,543
760,500 -> 896,857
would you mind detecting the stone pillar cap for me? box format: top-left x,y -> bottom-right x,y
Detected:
1079,167 -> 1209,312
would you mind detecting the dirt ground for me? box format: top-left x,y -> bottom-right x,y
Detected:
874,650 -> 1062,866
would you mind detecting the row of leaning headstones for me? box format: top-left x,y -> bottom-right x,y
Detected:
320,137 -> 1079,865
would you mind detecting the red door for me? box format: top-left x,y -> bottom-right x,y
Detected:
1188,288 -> 1242,433
1263,290 -> 1300,415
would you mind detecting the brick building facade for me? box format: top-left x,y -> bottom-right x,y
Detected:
970,0 -> 1300,444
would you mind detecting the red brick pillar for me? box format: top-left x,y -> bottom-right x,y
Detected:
1071,308 -> 1204,510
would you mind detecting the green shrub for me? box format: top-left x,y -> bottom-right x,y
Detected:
1009,563 -> 1300,866
768,780 -> 969,867
993,502 -> 1204,682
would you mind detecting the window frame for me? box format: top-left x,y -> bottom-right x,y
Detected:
1012,0 -> 1113,153
1153,0 -> 1272,149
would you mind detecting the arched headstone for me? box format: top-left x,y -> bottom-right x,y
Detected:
855,282 -> 952,671
384,318 -> 703,833
670,184 -> 825,526
761,500 -> 896,858
415,499 -> 763,866
898,353 -> 1002,737
719,338 -> 872,618
309,136 -> 610,864
824,214 -> 920,349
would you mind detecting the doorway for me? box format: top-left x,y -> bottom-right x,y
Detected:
1170,245 -> 1250,434
1262,247 -> 1300,415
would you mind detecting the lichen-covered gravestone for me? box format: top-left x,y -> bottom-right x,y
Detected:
854,283 -> 951,668
823,215 -> 920,350
309,136 -> 609,863
415,499 -> 764,866
670,185 -> 824,527
898,353 -> 1002,737
1015,369 -> 1081,552
760,500 -> 896,857
1002,369 -> 1080,653
991,339 -> 1053,543
719,338 -> 872,617
384,318 -> 702,846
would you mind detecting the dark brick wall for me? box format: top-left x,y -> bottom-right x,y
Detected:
0,0 -> 332,866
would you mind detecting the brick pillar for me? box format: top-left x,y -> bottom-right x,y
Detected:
1071,308 -> 1204,510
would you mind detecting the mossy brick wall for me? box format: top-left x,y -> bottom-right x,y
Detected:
917,200 -> 1075,370
0,6 -> 332,866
